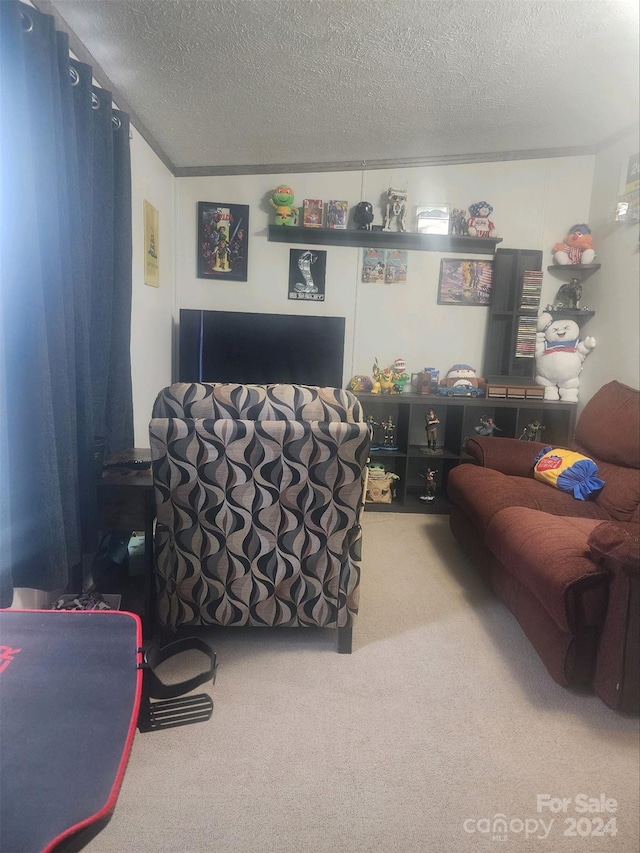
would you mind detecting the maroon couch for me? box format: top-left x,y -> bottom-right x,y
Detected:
447,380 -> 639,712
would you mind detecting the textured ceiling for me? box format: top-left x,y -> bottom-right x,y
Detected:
48,0 -> 639,173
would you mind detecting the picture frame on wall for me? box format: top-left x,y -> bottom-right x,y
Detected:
437,258 -> 493,306
288,249 -> 326,301
143,200 -> 159,287
197,202 -> 249,281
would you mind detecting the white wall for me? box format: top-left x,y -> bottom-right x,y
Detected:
132,150 -> 640,445
130,127 -> 176,445
174,156 -> 594,386
581,130 -> 640,406
176,172 -> 363,384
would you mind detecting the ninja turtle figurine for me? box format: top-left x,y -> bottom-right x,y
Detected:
269,185 -> 298,226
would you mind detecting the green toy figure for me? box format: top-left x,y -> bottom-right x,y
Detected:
270,185 -> 298,225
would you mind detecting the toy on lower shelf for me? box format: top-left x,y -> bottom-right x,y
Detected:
365,465 -> 400,504
419,468 -> 437,503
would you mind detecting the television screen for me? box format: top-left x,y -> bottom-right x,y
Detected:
178,309 -> 346,387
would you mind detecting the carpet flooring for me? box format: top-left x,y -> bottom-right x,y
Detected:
86,513 -> 640,853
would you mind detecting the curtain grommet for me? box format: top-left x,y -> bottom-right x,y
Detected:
20,10 -> 33,32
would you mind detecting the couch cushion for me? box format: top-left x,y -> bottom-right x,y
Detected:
589,460 -> 640,524
447,463 -> 609,533
485,507 -> 609,633
575,380 -> 640,469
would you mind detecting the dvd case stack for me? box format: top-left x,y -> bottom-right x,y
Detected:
515,271 -> 543,359
519,270 -> 543,311
515,316 -> 538,358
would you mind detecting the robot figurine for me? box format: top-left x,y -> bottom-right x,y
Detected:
383,187 -> 407,232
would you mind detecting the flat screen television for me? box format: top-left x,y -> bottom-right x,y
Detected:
178,309 -> 346,387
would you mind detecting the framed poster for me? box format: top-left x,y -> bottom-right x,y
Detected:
288,249 -> 326,301
437,258 -> 493,306
197,202 -> 249,281
144,200 -> 159,287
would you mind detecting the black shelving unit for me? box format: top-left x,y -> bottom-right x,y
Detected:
483,247 -> 543,380
359,392 -> 577,513
267,224 -> 502,254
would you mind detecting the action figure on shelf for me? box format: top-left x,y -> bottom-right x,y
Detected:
383,187 -> 407,232
474,416 -> 502,436
519,420 -> 545,441
554,278 -> 583,310
365,414 -> 381,451
419,468 -> 437,502
391,357 -> 410,393
381,415 -> 398,450
424,409 -> 442,453
371,358 -> 396,394
449,209 -> 468,236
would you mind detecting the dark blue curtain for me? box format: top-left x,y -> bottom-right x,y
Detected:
0,1 -> 133,604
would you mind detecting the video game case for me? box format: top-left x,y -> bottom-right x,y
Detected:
326,200 -> 348,229
302,199 -> 323,228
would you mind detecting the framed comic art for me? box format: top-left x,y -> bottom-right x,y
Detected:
197,202 -> 249,281
437,258 -> 493,306
288,249 -> 326,301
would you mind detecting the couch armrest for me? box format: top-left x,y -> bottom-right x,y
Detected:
588,522 -> 640,578
464,436 -> 549,477
591,521 -> 640,712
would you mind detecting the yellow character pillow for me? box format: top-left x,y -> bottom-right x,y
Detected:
533,446 -> 604,500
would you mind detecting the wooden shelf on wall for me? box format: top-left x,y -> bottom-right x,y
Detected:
267,224 -> 502,254
546,263 -> 601,282
545,308 -> 596,327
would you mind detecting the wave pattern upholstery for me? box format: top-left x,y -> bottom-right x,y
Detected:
152,382 -> 364,423
149,384 -> 369,647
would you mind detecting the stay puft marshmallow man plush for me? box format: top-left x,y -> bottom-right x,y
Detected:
535,312 -> 596,402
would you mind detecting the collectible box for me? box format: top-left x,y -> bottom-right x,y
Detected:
302,199 -> 323,228
326,200 -> 348,229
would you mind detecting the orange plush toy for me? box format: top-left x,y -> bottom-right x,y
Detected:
553,223 -> 595,265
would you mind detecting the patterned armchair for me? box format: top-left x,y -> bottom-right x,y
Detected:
149,384 -> 370,652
